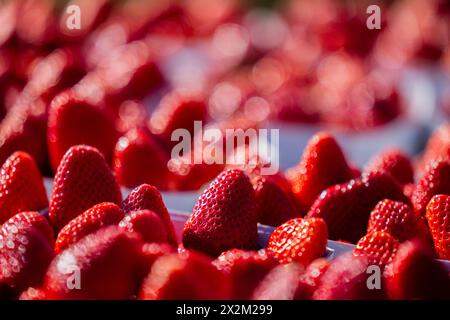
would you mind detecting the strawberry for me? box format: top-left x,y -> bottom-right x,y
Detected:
364,148 -> 414,185
44,226 -> 144,299
289,133 -> 353,213
353,231 -> 400,269
2,211 -> 54,245
49,145 -> 122,230
253,175 -> 301,226
182,169 -> 258,256
140,242 -> 176,277
419,123 -> 450,172
367,199 -> 429,242
139,250 -> 231,300
307,172 -> 409,243
0,151 -> 48,223
384,240 -> 450,299
312,253 -> 385,300
294,258 -> 330,299
425,194 -> 450,260
55,202 -> 125,253
149,90 -> 207,150
213,249 -> 278,299
113,127 -> 169,189
266,218 -> 328,265
19,287 -> 48,300
122,184 -> 177,245
47,90 -> 119,172
412,160 -> 450,217
119,210 -> 171,244
0,216 -> 54,298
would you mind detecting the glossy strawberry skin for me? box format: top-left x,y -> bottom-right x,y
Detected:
384,240 -> 450,299
122,184 -> 177,245
364,148 -> 414,185
119,210 -> 170,244
367,199 -> 429,242
55,202 -> 125,253
0,151 -> 48,223
290,133 -> 353,213
182,169 -> 258,257
412,160 -> 450,217
47,90 -> 119,172
2,211 -> 54,245
113,128 -> 169,190
353,231 -> 400,269
267,218 -> 328,265
139,250 -> 231,300
307,172 -> 409,243
213,249 -> 278,299
44,226 -> 144,300
425,195 -> 450,260
49,145 -> 122,230
253,175 -> 301,226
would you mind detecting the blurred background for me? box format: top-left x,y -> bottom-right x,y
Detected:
0,0 -> 449,187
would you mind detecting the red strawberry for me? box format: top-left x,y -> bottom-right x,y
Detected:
267,218 -> 328,265
0,99 -> 48,173
19,287 -> 48,300
312,253 -> 385,300
289,133 -> 353,213
44,226 -> 144,299
384,240 -> 450,299
49,145 -> 122,230
367,199 -> 429,242
140,242 -> 176,276
307,172 -> 409,243
419,123 -> 450,172
55,202 -> 125,253
294,258 -> 330,299
412,160 -> 450,217
425,194 -> 450,260
122,184 -> 177,245
2,211 -> 54,245
182,169 -> 258,256
253,175 -> 300,226
364,148 -> 414,185
0,217 -> 54,297
139,250 -> 230,299
119,210 -> 171,244
353,231 -> 400,269
113,127 -> 169,189
47,90 -> 119,172
213,249 -> 278,299
149,90 -> 207,149
0,151 -> 48,223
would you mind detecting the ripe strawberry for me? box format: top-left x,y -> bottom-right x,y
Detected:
0,151 -> 48,223
213,249 -> 278,299
139,250 -> 231,299
267,218 -> 328,265
353,231 -> 400,269
122,184 -> 177,245
2,211 -> 54,245
0,217 -> 54,297
44,226 -> 144,299
294,258 -> 330,299
307,172 -> 409,243
312,253 -> 385,300
412,160 -> 450,217
419,123 -> 450,172
289,133 -> 353,213
55,202 -> 124,253
47,90 -> 119,172
140,242 -> 176,276
253,175 -> 301,226
384,240 -> 450,299
119,210 -> 170,244
182,169 -> 258,256
425,194 -> 450,260
49,145 -> 122,230
149,90 -> 207,149
113,127 -> 169,189
367,199 -> 429,242
364,148 -> 414,185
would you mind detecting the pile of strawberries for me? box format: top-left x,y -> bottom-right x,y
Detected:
0,122 -> 450,300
